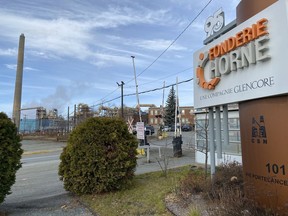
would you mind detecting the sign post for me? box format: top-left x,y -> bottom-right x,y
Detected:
136,122 -> 150,162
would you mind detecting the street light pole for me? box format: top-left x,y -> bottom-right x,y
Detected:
131,56 -> 142,122
117,81 -> 125,119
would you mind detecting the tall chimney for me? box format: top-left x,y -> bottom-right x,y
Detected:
12,34 -> 25,130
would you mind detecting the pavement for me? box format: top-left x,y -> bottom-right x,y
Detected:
0,132 -> 196,216
20,132 -> 197,176
135,132 -> 196,174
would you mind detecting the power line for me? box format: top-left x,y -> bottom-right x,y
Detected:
126,66 -> 193,88
133,0 -> 213,79
90,0 -> 212,108
125,78 -> 193,97
91,78 -> 193,108
93,96 -> 122,107
91,86 -> 120,108
93,66 -> 193,106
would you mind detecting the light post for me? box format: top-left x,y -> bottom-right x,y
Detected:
117,81 -> 125,119
131,56 -> 142,122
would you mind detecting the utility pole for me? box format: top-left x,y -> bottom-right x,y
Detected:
172,77 -> 182,157
131,56 -> 142,122
131,55 -> 147,149
175,77 -> 182,137
74,104 -> 76,129
161,81 -> 165,126
67,106 -> 69,133
117,81 -> 125,119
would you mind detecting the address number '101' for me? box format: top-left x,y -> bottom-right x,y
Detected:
266,163 -> 286,176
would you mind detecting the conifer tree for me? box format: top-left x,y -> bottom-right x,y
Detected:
0,112 -> 23,203
164,86 -> 176,126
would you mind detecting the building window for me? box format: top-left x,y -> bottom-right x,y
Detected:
228,118 -> 240,129
195,110 -> 241,155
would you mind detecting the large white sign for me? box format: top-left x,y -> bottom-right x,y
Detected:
194,0 -> 288,108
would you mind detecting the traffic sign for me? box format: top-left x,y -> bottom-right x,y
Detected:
136,122 -> 145,140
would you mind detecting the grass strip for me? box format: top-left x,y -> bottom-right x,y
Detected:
81,166 -> 191,216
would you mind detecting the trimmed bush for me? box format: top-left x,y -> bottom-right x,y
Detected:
0,112 -> 23,203
59,117 -> 138,195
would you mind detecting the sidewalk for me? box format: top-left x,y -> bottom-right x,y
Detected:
135,133 -> 196,175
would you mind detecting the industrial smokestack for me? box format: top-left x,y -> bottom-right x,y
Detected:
12,33 -> 25,131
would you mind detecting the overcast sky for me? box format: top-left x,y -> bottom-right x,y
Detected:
0,0 -> 240,118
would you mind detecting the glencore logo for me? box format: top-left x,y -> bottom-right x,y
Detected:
196,18 -> 270,90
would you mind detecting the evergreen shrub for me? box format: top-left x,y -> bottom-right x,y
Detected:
0,112 -> 23,203
59,117 -> 138,195
164,86 -> 176,126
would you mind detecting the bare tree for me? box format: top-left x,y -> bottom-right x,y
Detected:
156,138 -> 170,177
195,108 -> 210,178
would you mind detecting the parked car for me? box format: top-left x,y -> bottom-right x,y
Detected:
170,124 -> 180,132
145,125 -> 155,135
163,126 -> 171,132
182,124 -> 192,131
132,124 -> 155,136
132,125 -> 137,135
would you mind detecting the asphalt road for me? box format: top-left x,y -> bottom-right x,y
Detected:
0,133 -> 195,215
0,140 -> 94,216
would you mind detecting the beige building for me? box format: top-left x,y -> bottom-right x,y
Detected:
148,106 -> 195,127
